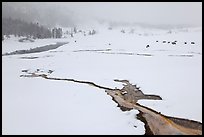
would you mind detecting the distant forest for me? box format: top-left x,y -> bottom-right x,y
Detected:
2,17 -> 52,40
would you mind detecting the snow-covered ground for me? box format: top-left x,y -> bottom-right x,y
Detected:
2,26 -> 202,135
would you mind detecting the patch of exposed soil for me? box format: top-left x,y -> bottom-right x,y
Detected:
168,54 -> 193,57
20,70 -> 202,135
20,56 -> 39,59
73,49 -> 153,56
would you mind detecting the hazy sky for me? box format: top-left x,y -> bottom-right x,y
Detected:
2,2 -> 202,27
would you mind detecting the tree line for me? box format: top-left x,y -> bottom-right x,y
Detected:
2,17 -> 52,40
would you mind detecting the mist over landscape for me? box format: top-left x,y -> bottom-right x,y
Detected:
2,2 -> 202,135
2,2 -> 202,28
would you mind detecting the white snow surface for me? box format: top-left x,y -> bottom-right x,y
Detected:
2,26 -> 202,135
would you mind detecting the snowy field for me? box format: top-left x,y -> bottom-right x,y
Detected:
2,26 -> 202,135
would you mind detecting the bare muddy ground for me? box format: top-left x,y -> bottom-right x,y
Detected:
20,56 -> 39,59
73,48 -> 201,57
20,70 -> 202,135
73,49 -> 153,56
168,54 -> 194,57
106,90 -> 202,135
2,42 -> 68,56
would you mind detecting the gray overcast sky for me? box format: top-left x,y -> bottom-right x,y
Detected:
2,2 -> 202,27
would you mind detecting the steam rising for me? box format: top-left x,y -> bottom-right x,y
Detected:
2,2 -> 202,28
